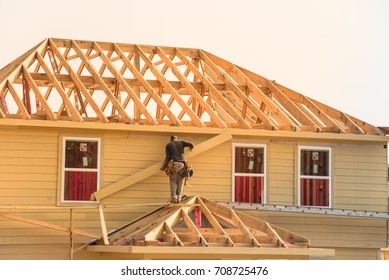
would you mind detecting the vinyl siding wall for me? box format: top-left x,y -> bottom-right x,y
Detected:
0,126 -> 387,259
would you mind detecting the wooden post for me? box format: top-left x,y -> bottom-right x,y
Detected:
70,208 -> 73,260
98,203 -> 109,245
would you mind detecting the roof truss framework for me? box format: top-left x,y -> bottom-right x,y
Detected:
94,196 -> 310,248
0,38 -> 383,134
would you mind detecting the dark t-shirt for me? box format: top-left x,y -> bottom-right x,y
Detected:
161,140 -> 194,169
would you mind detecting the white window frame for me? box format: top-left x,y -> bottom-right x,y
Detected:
61,137 -> 101,204
232,143 -> 266,204
298,145 -> 332,208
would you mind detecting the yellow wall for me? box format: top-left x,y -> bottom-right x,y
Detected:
0,126 -> 387,260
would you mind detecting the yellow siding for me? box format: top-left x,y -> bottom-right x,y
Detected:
267,143 -> 295,205
243,210 -> 387,259
334,146 -> 388,212
0,128 -> 59,206
102,133 -> 232,204
0,126 -> 388,260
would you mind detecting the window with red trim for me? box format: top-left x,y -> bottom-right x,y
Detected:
299,148 -> 331,207
233,145 -> 265,204
62,138 -> 100,202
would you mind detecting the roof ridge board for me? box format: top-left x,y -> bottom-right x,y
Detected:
49,38 -> 201,58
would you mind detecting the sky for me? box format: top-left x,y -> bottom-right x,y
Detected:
0,0 -> 388,127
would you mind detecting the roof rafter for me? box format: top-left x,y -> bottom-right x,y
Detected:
48,39 -> 109,123
71,40 -> 134,124
156,46 -> 227,128
92,41 -> 158,125
36,52 -> 83,122
0,38 -> 384,135
200,51 -> 281,129
136,45 -> 205,127
113,43 -> 182,126
176,49 -> 251,129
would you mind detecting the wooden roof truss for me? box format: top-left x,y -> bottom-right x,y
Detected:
95,196 -> 309,248
0,38 -> 383,134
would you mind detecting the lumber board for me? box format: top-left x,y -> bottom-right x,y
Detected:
93,131 -> 232,200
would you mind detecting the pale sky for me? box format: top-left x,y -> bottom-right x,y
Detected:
1,0 -> 388,127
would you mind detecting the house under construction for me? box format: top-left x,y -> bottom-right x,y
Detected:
0,38 -> 387,260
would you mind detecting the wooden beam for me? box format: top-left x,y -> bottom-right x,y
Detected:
164,222 -> 184,246
36,52 -> 83,122
0,39 -> 48,94
98,204 -> 109,245
113,43 -> 182,126
180,209 -> 208,247
71,40 -> 134,124
0,211 -> 100,240
93,42 -> 157,125
156,47 -> 227,128
266,80 -> 320,131
93,131 -> 232,200
272,83 -> 345,133
199,51 -> 278,129
6,81 -> 31,119
136,45 -> 205,128
22,65 -> 56,120
214,60 -> 290,129
48,39 -> 109,123
265,222 -> 288,248
175,49 -> 251,129
196,197 -> 234,246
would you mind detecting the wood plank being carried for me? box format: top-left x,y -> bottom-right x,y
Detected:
93,131 -> 232,200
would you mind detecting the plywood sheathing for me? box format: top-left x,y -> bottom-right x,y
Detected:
0,38 -> 383,135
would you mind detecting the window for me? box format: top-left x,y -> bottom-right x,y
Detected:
61,137 -> 100,203
298,146 -> 331,207
233,144 -> 266,204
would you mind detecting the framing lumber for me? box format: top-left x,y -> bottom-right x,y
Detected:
0,211 -> 100,239
175,49 -> 251,128
93,131 -> 232,200
71,40 -> 133,124
48,39 -> 109,123
0,38 -> 385,135
93,42 -> 157,125
156,47 -> 226,128
90,196 -> 315,257
113,43 -> 181,126
136,45 -> 205,128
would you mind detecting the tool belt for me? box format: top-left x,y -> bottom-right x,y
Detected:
164,160 -> 194,178
180,161 -> 193,178
164,159 -> 174,176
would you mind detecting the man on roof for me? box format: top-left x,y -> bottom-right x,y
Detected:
161,135 -> 194,203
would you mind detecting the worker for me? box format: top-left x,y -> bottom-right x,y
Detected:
161,135 -> 194,203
